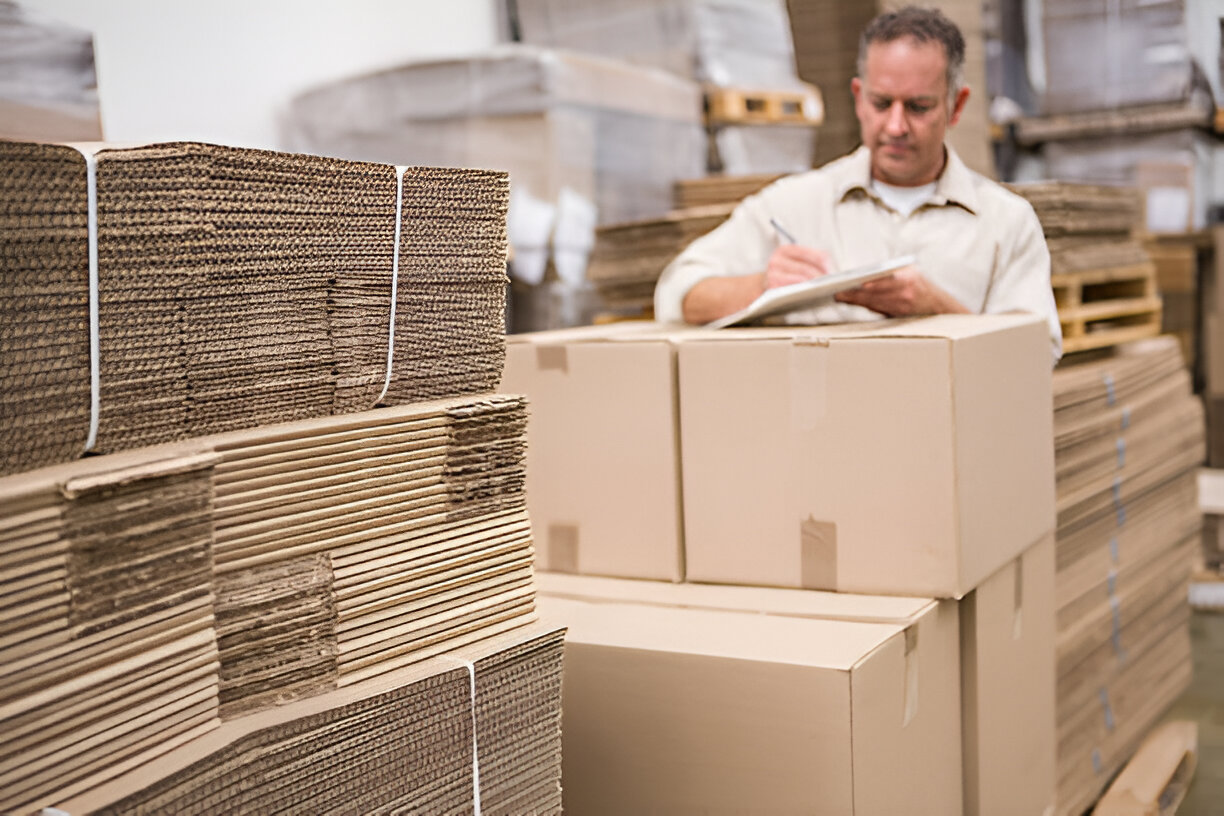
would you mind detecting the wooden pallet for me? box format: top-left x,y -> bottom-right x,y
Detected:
1054,263 -> 1163,354
704,84 -> 823,126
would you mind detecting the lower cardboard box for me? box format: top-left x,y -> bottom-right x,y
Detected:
536,532 -> 1055,816
537,593 -> 962,815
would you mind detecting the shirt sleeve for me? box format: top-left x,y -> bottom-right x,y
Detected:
653,190 -> 778,324
983,201 -> 1064,364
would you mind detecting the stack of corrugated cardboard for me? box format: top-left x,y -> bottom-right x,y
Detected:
1143,233 -> 1207,369
512,0 -> 822,177
1,142 -> 564,814
502,314 -> 1059,815
673,173 -> 781,209
1051,336 -> 1202,815
585,204 -> 733,315
0,140 -> 509,475
1011,182 -> 1162,355
787,0 -> 995,177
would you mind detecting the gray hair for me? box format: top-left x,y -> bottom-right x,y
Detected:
857,6 -> 966,105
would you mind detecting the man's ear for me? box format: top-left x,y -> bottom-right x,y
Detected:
851,76 -> 863,104
948,85 -> 970,126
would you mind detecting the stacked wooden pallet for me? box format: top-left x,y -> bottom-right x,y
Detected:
1013,182 -> 1161,354
1051,336 -> 1202,815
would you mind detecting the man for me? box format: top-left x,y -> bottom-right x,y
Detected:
654,6 -> 1062,360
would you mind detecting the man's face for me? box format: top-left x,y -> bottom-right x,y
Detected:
851,37 -> 969,187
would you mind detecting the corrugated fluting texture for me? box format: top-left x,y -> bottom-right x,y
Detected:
0,140 -> 510,476
0,396 -> 564,815
1051,336 -> 1202,816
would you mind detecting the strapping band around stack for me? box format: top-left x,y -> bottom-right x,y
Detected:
376,166 -> 408,404
68,144 -> 101,453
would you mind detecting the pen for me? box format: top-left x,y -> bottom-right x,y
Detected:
769,217 -> 797,245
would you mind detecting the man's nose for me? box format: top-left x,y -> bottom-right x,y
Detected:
884,101 -> 908,136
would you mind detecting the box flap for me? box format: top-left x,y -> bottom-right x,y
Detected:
536,572 -> 933,624
538,595 -> 900,670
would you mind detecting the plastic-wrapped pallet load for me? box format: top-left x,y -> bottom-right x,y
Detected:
1041,0 -> 1199,114
0,1 -> 102,141
511,0 -> 802,88
283,45 -> 706,286
512,0 -> 821,176
1050,336 -> 1203,816
0,140 -> 510,476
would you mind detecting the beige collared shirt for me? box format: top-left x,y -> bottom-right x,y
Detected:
655,145 -> 1063,360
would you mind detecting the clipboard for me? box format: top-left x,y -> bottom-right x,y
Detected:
705,254 -> 918,329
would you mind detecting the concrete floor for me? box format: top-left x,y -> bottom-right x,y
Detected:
1163,611 -> 1224,815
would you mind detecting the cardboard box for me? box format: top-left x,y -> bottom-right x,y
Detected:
537,592 -> 963,815
500,323 -> 685,580
960,534 -> 1056,816
677,314 -> 1055,597
537,535 -> 1056,816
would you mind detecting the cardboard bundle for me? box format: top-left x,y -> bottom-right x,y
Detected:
204,395 -> 536,717
672,173 -> 780,209
586,204 -> 733,311
1010,182 -> 1141,238
53,624 -> 565,816
1051,336 -> 1203,816
0,140 -> 509,476
0,447 -> 222,815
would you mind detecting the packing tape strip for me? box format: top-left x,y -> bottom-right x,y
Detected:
1097,687 -> 1115,732
376,166 -> 408,404
41,809 -> 70,816
1109,537 -> 1120,565
1120,406 -> 1131,431
68,145 -> 101,453
1109,594 -> 1126,661
1115,437 -> 1126,469
448,656 -> 483,816
1092,747 -> 1103,775
1112,477 -> 1126,526
1103,372 -> 1117,406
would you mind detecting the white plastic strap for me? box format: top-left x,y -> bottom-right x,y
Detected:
1102,372 -> 1117,406
376,166 -> 408,404
70,146 -> 101,452
450,657 -> 483,816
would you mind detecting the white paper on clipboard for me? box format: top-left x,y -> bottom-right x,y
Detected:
705,254 -> 918,329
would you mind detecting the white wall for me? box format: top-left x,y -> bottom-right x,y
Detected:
20,0 -> 500,149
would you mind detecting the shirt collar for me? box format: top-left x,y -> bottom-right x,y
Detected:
835,144 -> 980,215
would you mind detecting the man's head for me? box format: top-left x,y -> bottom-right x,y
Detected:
851,6 -> 970,187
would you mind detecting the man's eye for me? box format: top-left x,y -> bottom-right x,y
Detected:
907,103 -> 933,114
873,100 -> 891,111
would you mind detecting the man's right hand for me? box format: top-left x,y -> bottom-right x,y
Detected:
680,245 -> 836,325
762,245 -> 836,290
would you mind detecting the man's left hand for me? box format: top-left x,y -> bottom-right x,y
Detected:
835,265 -> 970,316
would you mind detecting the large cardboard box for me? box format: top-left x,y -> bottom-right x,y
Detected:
500,323 -> 684,581
537,592 -> 963,815
537,535 -> 1056,816
677,314 -> 1055,597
